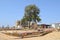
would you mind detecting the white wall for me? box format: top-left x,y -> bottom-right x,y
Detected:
51,24 -> 55,28
51,23 -> 60,28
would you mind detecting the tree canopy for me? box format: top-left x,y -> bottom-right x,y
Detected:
21,4 -> 41,28
24,4 -> 41,23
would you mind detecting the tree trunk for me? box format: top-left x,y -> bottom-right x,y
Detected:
28,21 -> 30,29
29,21 -> 31,29
33,22 -> 37,30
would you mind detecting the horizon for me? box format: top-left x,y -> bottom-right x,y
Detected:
0,0 -> 60,27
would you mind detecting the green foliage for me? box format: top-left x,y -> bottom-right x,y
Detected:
24,4 -> 41,23
21,4 -> 41,28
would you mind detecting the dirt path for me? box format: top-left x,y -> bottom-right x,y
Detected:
0,32 -> 19,40
0,31 -> 60,40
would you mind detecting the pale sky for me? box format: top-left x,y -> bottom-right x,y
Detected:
0,0 -> 60,26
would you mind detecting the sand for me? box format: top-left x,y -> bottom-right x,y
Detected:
0,31 -> 60,40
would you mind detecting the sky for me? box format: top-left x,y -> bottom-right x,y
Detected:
0,0 -> 60,27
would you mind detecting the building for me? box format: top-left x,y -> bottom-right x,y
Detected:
38,24 -> 51,28
15,20 -> 22,29
51,23 -> 60,29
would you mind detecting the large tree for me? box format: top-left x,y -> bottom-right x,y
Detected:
22,4 -> 41,28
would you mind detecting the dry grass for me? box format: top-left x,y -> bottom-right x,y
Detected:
0,31 -> 60,40
4,32 -> 21,37
3,29 -> 53,39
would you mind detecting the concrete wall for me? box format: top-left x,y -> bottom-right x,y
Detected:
51,23 -> 60,28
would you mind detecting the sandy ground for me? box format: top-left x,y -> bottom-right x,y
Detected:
0,31 -> 60,40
